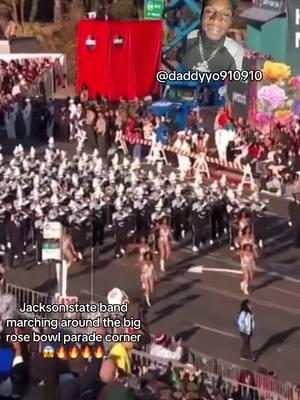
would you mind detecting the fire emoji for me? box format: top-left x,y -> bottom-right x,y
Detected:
57,346 -> 66,359
69,346 -> 79,359
81,346 -> 92,359
94,346 -> 104,359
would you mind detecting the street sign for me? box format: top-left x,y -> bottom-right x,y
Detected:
42,222 -> 62,262
43,222 -> 62,239
144,0 -> 164,19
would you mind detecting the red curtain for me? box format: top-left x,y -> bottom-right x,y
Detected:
77,20 -> 162,100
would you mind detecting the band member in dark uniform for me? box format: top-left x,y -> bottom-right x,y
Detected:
90,200 -> 106,251
171,188 -> 186,242
191,190 -> 210,252
85,108 -> 97,150
5,210 -> 25,268
60,106 -> 70,142
113,201 -> 129,258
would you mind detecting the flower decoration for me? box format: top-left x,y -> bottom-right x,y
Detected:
262,61 -> 292,83
289,76 -> 300,91
254,112 -> 273,125
244,48 -> 271,60
274,109 -> 293,125
292,98 -> 300,116
257,84 -> 287,110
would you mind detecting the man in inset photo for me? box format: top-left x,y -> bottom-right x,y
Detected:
180,0 -> 244,73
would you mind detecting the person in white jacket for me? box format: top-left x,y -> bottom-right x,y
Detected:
237,299 -> 255,361
5,106 -> 16,140
68,99 -> 77,140
46,99 -> 55,138
22,98 -> 32,137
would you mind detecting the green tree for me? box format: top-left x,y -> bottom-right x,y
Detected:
108,0 -> 138,19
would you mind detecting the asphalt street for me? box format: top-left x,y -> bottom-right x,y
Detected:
4,181 -> 300,384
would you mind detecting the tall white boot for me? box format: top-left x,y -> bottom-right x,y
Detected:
240,281 -> 244,291
243,283 -> 249,295
160,259 -> 165,272
145,293 -> 151,307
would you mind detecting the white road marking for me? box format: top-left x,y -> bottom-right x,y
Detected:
208,254 -> 300,285
192,323 -> 239,339
170,274 -> 300,315
188,266 -> 242,275
184,250 -> 300,285
221,272 -> 300,298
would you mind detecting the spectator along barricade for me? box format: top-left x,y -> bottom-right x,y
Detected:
130,349 -> 296,400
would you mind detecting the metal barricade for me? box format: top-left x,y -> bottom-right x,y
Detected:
189,348 -> 295,400
1,281 -> 52,318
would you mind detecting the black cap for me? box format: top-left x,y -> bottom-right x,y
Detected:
202,0 -> 239,11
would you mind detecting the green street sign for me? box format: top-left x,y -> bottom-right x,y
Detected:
144,0 -> 164,19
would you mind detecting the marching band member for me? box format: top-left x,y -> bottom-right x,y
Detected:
113,198 -> 129,258
191,188 -> 210,252
156,217 -> 172,273
171,185 -> 186,242
140,251 -> 155,307
57,226 -> 81,297
127,236 -> 151,264
251,191 -> 267,249
239,210 -> 252,232
235,225 -> 256,252
239,243 -> 257,295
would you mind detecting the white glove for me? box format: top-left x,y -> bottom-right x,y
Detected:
7,242 -> 11,249
288,221 -> 292,227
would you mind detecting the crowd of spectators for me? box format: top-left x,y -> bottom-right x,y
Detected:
0,325 -> 267,400
0,57 -> 61,99
220,118 -> 300,197
0,56 -> 66,142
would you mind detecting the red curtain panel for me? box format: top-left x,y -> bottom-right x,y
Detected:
77,20 -> 163,100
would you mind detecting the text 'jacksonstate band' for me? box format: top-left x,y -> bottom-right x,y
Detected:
156,69 -> 263,84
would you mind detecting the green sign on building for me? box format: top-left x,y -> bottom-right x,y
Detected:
144,0 -> 164,19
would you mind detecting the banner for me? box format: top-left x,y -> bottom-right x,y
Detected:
287,0 -> 300,74
77,20 -> 162,100
227,58 -> 257,121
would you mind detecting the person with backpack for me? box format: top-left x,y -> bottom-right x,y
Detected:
237,299 -> 255,361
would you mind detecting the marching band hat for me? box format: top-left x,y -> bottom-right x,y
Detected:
48,209 -> 58,221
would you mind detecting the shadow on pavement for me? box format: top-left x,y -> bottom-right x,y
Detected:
154,280 -> 201,303
254,326 -> 300,361
174,325 -> 200,342
149,293 -> 201,325
252,275 -> 283,292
